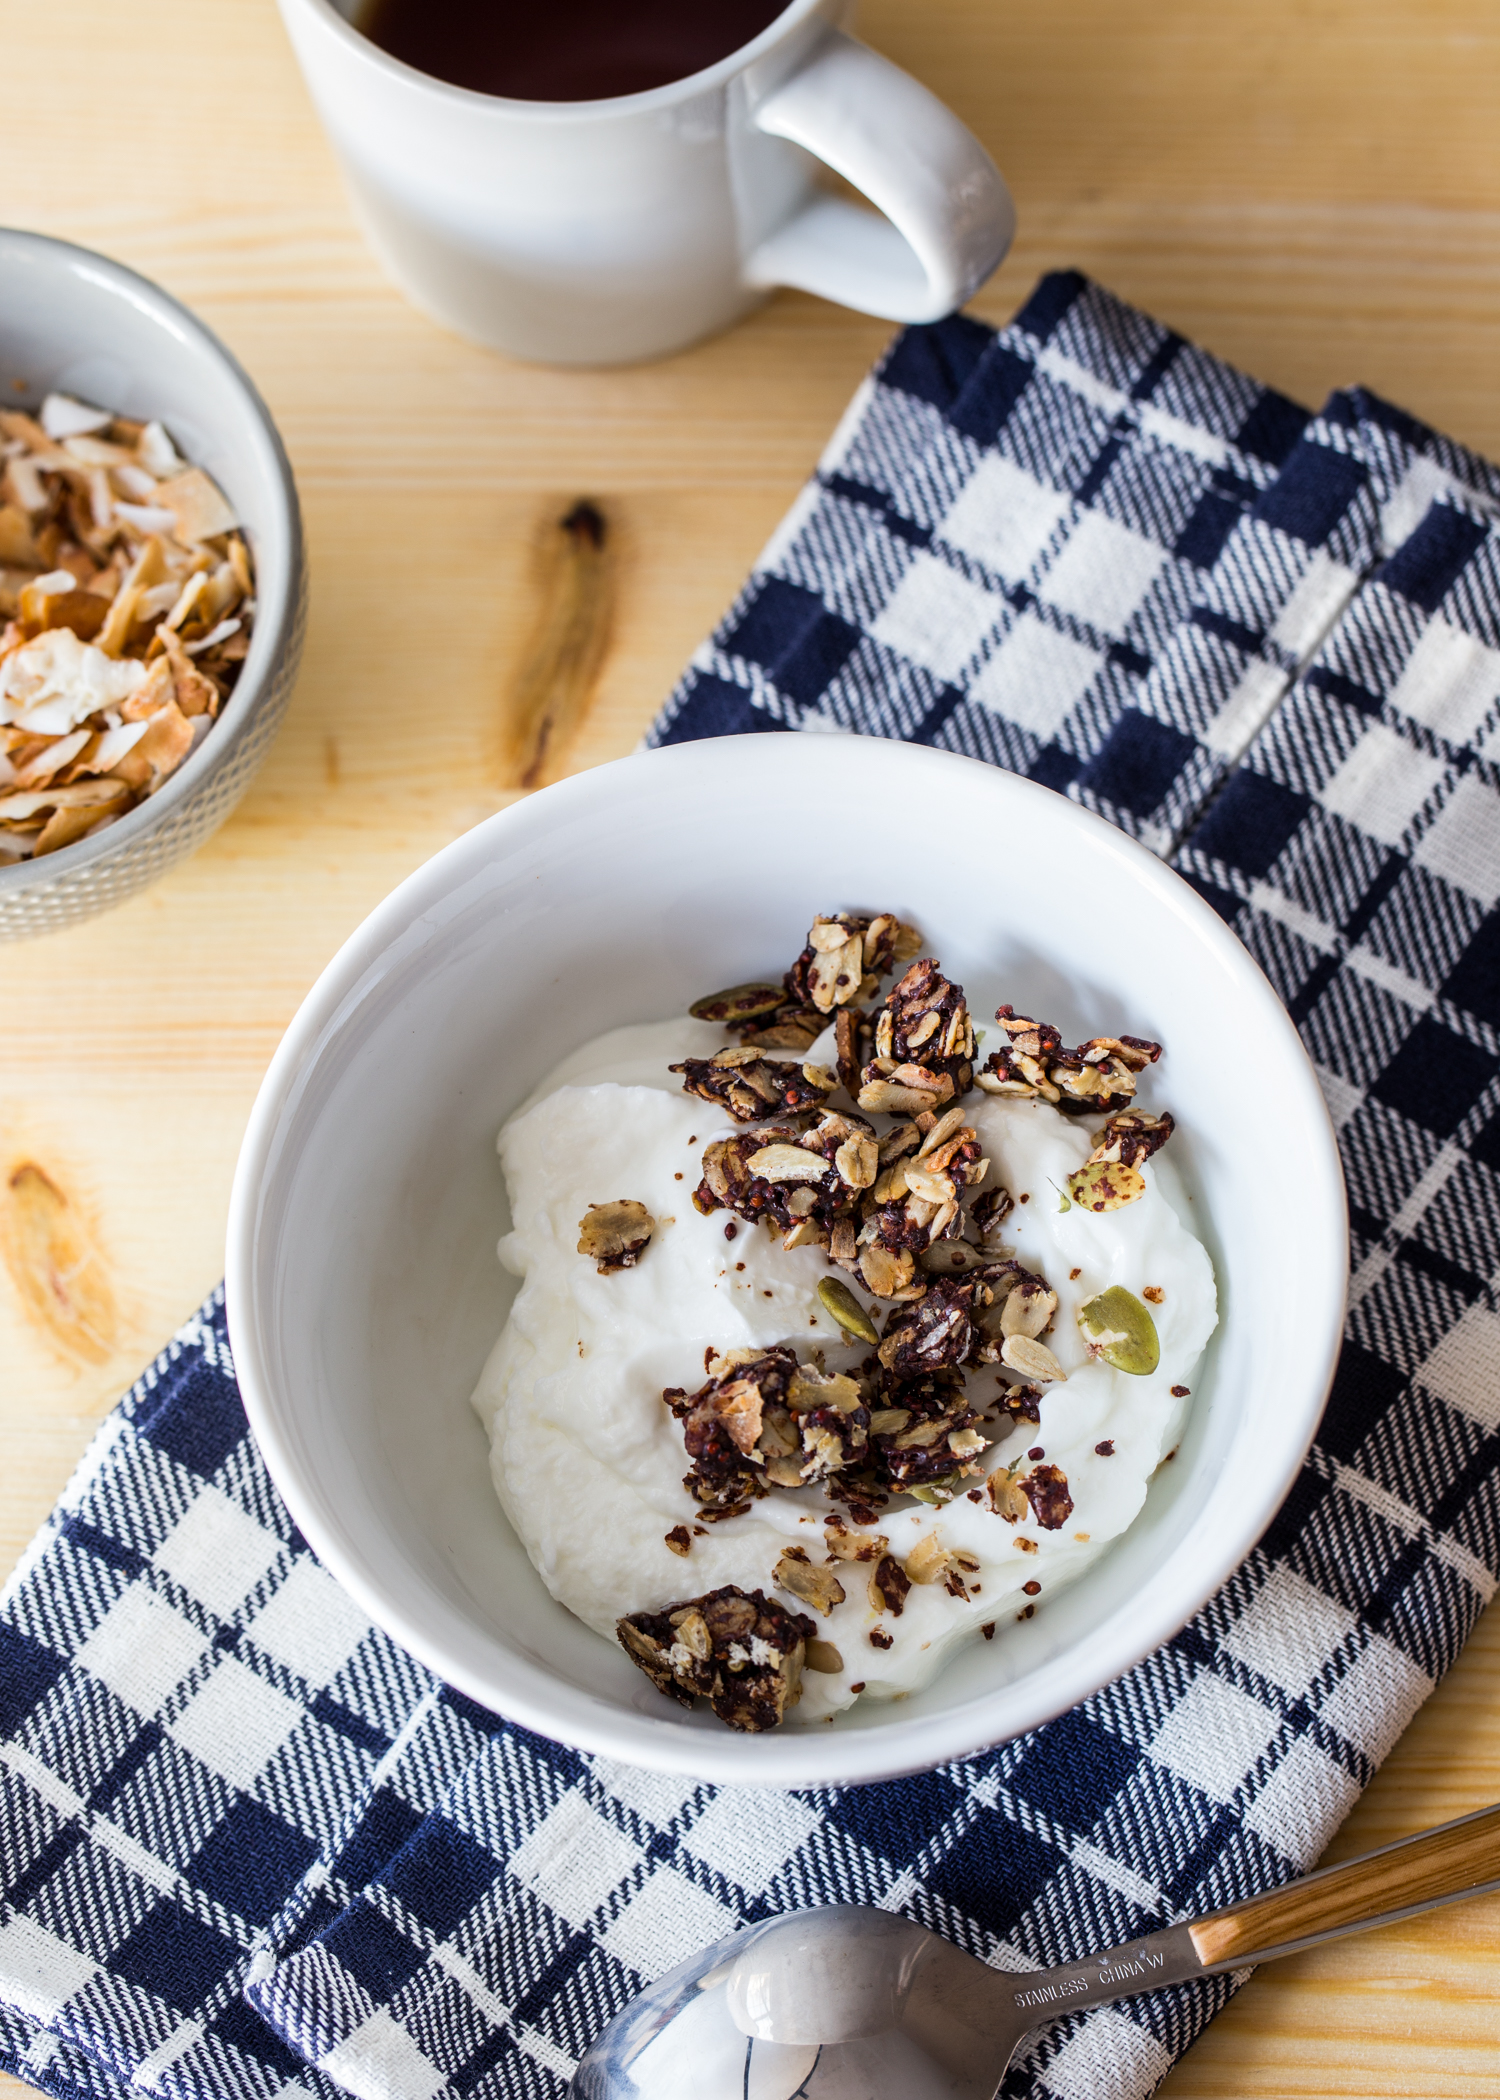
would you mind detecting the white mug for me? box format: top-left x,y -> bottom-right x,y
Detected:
276,0 -> 1015,365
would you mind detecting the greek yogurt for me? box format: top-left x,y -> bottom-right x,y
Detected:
471,1016 -> 1217,1725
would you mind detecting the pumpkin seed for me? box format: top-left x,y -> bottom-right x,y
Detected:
1065,1159 -> 1146,1212
576,1199 -> 654,1272
1076,1286 -> 1159,1375
817,1275 -> 879,1344
908,1472 -> 965,1505
689,982 -> 787,1024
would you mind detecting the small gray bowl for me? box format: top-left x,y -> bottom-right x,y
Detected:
0,230 -> 305,940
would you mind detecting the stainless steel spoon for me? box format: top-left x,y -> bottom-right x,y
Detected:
570,1798 -> 1500,2098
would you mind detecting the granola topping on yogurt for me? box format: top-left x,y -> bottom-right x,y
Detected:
471,909 -> 1218,1731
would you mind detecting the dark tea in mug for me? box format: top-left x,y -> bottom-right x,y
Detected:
358,0 -> 789,102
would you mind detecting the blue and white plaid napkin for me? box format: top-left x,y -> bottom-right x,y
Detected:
6,271 -> 1500,2100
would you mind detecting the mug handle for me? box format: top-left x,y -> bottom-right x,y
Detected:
743,29 -> 1015,324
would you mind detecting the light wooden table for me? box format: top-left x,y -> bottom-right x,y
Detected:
4,1 -> 1500,2091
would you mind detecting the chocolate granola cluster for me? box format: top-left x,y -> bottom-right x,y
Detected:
689,910 -> 922,1057
680,925 -> 1176,1274
839,1105 -> 992,1299
669,1046 -> 836,1124
784,911 -> 922,1015
694,1107 -> 878,1251
875,1272 -> 992,1374
1087,1109 -> 1175,1168
865,1366 -> 988,1498
664,1346 -> 871,1515
977,1006 -> 1161,1115
617,1586 -> 814,1732
856,958 -> 976,1114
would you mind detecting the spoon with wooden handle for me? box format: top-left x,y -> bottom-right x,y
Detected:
570,1799 -> 1500,2097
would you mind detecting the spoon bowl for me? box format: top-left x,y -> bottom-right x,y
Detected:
569,1801 -> 1500,2098
568,1906 -> 1014,2100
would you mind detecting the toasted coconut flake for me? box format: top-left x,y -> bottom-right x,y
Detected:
155,630 -> 220,718
88,719 -> 150,773
0,410 -> 255,858
113,500 -> 180,535
108,699 -> 193,794
0,779 -> 129,820
112,463 -> 160,503
24,585 -> 108,643
162,572 -> 209,633
14,727 -> 90,787
152,466 -> 237,542
5,456 -> 51,513
41,394 -> 112,440
34,788 -> 129,855
186,616 -> 241,658
2,628 -> 147,735
0,504 -> 38,566
64,435 -> 135,469
138,421 -> 185,478
134,581 -> 179,623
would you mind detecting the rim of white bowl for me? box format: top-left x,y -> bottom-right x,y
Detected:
0,227 -> 303,900
228,735 -> 1349,1786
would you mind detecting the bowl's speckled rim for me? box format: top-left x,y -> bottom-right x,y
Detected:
0,228 -> 303,903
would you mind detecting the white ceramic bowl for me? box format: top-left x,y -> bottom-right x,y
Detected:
227,735 -> 1347,1786
0,229 -> 305,940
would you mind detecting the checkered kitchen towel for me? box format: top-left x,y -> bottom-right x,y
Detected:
6,272 -> 1500,2100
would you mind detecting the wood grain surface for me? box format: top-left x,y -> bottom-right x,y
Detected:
1190,1803 -> 1500,1970
3,1 -> 1500,2092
